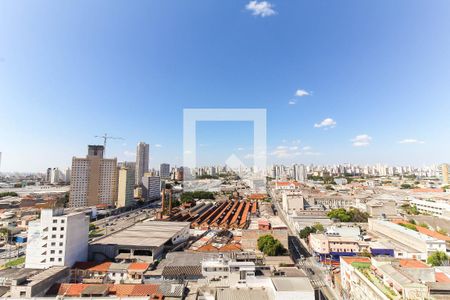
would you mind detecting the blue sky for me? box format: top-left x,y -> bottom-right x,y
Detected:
1,1 -> 450,172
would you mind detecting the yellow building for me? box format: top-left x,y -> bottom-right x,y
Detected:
117,166 -> 135,208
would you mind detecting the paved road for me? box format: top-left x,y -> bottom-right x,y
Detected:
270,189 -> 339,300
90,207 -> 158,241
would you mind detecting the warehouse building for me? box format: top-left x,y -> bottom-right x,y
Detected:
89,221 -> 190,262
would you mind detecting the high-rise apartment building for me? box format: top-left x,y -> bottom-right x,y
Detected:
160,163 -> 170,179
441,163 -> 449,185
69,145 -> 118,207
135,142 -> 149,185
65,167 -> 71,184
46,167 -> 64,184
142,175 -> 161,202
293,164 -> 307,183
25,207 -> 89,269
117,166 -> 135,208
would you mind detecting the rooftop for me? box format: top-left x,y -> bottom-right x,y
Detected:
91,221 -> 190,248
373,219 -> 439,242
216,287 -> 269,300
271,277 -> 314,292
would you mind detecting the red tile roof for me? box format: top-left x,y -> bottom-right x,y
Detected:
56,284 -> 160,297
399,259 -> 429,268
436,272 -> 450,283
248,194 -> 268,200
128,284 -> 159,296
219,244 -> 242,252
128,262 -> 150,271
57,283 -> 86,296
412,188 -> 443,193
341,257 -> 370,264
72,261 -> 102,270
275,181 -> 301,187
394,221 -> 450,241
88,262 -> 112,272
196,244 -> 219,252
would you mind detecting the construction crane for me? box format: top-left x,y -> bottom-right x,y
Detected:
94,133 -> 124,151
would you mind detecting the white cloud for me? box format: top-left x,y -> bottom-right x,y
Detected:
237,147 -> 245,151
154,144 -> 162,148
271,148 -> 295,158
270,144 -> 320,158
295,89 -> 310,97
245,1 -> 276,17
314,118 -> 336,129
398,139 -> 424,144
292,139 -> 301,145
288,99 -> 297,105
351,134 -> 372,147
123,150 -> 136,157
304,151 -> 321,156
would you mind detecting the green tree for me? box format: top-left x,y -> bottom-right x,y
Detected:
299,226 -> 317,239
257,235 -> 286,256
327,208 -> 352,222
0,228 -> 9,242
360,249 -> 372,257
0,192 -> 18,198
325,185 -> 334,191
437,228 -> 448,235
349,208 -> 369,222
427,251 -> 449,266
400,183 -> 413,189
408,219 -> 416,225
264,240 -> 285,256
312,223 -> 324,233
400,223 -> 418,231
180,191 -> 215,203
418,222 -> 429,229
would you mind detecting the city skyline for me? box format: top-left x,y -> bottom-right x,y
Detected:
1,1 -> 450,172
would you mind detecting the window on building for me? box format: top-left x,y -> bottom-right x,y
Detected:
52,227 -> 57,231
50,258 -> 54,262
53,220 -> 57,224
51,235 -> 56,238
58,258 -> 62,262
60,235 -> 64,238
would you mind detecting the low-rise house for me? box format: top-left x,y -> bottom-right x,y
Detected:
10,266 -> 70,298
309,233 -> 369,262
71,261 -> 150,284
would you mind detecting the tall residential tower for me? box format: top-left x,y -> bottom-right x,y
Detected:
135,142 -> 149,185
69,145 -> 118,207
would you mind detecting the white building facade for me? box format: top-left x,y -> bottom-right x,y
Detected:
142,175 -> 161,202
25,208 -> 89,269
410,198 -> 450,220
